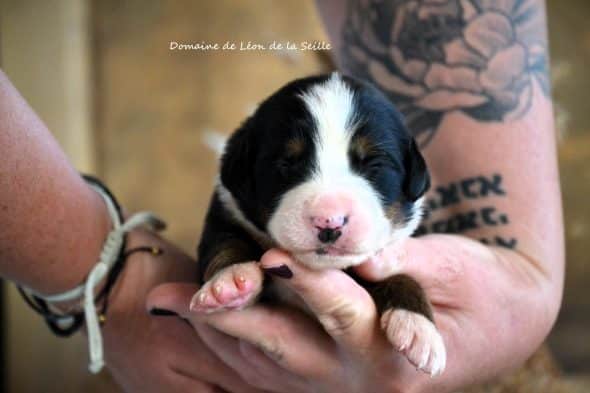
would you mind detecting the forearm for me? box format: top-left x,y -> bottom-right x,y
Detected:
318,0 -> 563,299
0,69 -> 110,294
319,0 -> 564,386
419,99 -> 564,311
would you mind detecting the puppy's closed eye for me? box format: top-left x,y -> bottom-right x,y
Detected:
276,158 -> 296,177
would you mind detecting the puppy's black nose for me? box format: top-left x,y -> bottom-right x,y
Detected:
317,228 -> 342,244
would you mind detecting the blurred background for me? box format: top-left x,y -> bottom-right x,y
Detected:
0,0 -> 588,392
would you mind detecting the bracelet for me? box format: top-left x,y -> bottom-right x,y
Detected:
17,244 -> 162,334
17,174 -> 166,373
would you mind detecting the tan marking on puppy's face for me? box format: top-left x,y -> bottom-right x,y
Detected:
350,135 -> 375,161
285,138 -> 305,158
385,203 -> 403,222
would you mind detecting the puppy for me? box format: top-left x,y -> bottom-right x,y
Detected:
192,73 -> 446,376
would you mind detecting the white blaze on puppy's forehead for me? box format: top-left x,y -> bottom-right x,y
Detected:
298,73 -> 358,179
265,73 -> 396,269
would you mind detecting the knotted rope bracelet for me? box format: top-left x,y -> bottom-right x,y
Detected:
17,174 -> 166,373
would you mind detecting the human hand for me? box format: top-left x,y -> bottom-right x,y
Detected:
100,229 -> 264,393
148,234 -> 560,393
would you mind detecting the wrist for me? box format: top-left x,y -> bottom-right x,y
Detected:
27,181 -> 113,296
103,229 -> 197,325
494,246 -> 563,346
15,172 -> 175,373
105,231 -> 164,315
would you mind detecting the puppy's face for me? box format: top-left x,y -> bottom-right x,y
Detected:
219,73 -> 429,270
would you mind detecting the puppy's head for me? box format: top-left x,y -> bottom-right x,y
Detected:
218,73 -> 429,270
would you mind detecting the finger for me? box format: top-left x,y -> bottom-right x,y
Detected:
147,283 -> 269,392
353,235 -> 484,304
198,323 -> 307,393
156,315 -> 259,393
110,365 -> 222,393
352,239 -> 408,281
146,283 -> 265,392
196,324 -> 272,391
238,341 -> 311,393
168,371 -> 227,393
146,282 -> 199,316
106,315 -> 242,393
147,277 -> 338,381
198,304 -> 338,379
259,248 -> 378,351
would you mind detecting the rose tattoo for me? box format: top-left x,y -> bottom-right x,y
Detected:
342,0 -> 551,146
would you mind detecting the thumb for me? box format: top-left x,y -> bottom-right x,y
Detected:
260,248 -> 378,351
353,234 -> 481,301
146,282 -> 199,316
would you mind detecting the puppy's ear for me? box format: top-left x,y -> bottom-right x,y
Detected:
403,138 -> 430,202
220,117 -> 258,206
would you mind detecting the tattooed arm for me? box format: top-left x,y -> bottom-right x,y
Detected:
324,0 -> 551,146
315,0 -> 564,390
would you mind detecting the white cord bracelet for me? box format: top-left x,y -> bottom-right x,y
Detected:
21,180 -> 166,373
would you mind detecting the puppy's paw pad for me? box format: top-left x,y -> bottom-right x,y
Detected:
381,309 -> 446,376
190,262 -> 263,313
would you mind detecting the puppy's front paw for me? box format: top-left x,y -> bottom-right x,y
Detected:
190,262 -> 263,313
381,309 -> 446,376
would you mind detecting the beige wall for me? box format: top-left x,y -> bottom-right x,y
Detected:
1,0 -> 95,171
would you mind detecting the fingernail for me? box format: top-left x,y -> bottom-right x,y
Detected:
149,308 -> 178,317
263,264 -> 293,279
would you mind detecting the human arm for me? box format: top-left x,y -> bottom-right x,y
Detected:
317,0 -> 563,378
0,69 -> 110,294
0,69 -> 262,392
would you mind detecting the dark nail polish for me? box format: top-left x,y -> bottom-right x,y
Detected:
263,265 -> 293,279
149,308 -> 178,317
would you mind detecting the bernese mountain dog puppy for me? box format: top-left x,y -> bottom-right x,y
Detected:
192,73 -> 446,376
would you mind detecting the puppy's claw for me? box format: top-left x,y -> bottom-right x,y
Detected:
381,309 -> 447,377
190,261 -> 263,313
